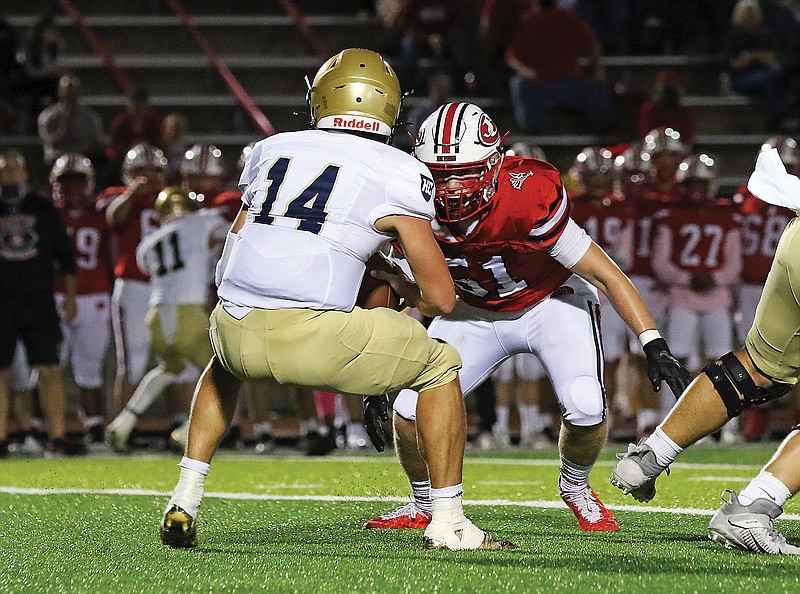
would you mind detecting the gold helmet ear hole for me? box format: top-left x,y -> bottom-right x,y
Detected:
356,97 -> 362,103
360,63 -> 366,67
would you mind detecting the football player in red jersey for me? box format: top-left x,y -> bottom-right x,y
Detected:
364,103 -> 691,532
51,154 -> 113,443
652,153 -> 742,443
568,147 -> 634,425
734,137 -> 799,440
98,143 -> 166,413
624,133 -> 686,436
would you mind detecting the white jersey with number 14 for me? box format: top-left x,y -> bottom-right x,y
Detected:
218,129 -> 435,312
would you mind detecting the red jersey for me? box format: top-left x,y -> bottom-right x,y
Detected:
208,189 -> 244,223
434,157 -> 572,312
657,201 -> 739,275
97,186 -> 160,281
569,193 -> 630,254
627,198 -> 667,277
54,205 -> 112,295
733,186 -> 794,284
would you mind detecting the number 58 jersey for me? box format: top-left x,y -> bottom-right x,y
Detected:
219,130 -> 435,311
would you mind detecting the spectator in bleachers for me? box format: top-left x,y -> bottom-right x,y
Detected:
401,71 -> 452,149
726,0 -> 793,131
477,0 -> 530,95
638,69 -> 696,145
390,0 -> 473,93
505,0 -> 612,134
109,87 -> 164,164
0,150 -> 76,457
37,74 -> 106,166
0,17 -> 22,135
16,13 -> 63,112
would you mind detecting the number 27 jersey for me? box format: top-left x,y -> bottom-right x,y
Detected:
218,130 -> 436,311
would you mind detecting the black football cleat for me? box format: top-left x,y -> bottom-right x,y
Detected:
160,505 -> 197,548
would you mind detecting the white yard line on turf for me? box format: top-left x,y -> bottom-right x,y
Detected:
1,486 -> 798,521
203,453 -> 767,472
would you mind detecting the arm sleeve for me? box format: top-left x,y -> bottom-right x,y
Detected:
651,224 -> 691,285
547,218 -> 592,269
712,228 -> 743,287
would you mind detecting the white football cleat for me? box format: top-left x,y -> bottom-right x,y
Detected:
708,490 -> 800,555
422,518 -> 517,550
104,410 -> 137,452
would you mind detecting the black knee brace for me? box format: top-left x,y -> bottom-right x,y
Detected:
703,352 -> 792,418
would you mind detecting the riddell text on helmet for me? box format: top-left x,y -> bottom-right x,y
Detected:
332,117 -> 381,132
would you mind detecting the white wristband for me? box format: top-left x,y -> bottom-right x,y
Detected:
638,329 -> 662,347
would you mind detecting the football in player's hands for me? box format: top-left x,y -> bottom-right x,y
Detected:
356,253 -> 403,310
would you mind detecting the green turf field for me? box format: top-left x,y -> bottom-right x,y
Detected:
1,445 -> 798,593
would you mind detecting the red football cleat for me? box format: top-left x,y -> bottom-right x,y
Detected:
363,502 -> 432,530
560,487 -> 620,531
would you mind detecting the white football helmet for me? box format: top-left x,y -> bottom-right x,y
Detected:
506,141 -> 546,161
675,153 -> 718,200
122,143 -> 167,186
643,127 -> 686,156
180,144 -> 225,177
614,142 -> 652,199
571,146 -> 615,198
50,152 -> 95,205
414,102 -> 503,222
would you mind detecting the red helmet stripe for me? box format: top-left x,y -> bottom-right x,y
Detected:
439,102 -> 465,155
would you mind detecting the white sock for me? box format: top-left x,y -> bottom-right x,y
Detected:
253,421 -> 272,438
168,457 -> 210,519
495,406 -> 509,431
126,367 -> 176,417
300,418 -> 319,436
559,456 -> 591,494
739,471 -> 792,507
430,486 -> 465,526
637,408 -> 661,433
520,405 -> 542,434
83,416 -> 104,429
410,479 -> 433,513
644,426 -> 683,467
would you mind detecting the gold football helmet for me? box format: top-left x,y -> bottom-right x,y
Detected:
307,48 -> 401,141
155,186 -> 200,221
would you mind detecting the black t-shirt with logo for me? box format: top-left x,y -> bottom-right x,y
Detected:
0,191 -> 75,297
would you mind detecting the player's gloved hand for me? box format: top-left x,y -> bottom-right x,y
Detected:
363,394 -> 390,452
643,338 -> 693,399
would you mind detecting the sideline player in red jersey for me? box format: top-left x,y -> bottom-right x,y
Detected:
568,147 -> 634,423
652,154 -> 742,441
734,137 -> 799,440
626,130 -> 687,436
51,154 -> 113,443
363,103 -> 691,532
98,144 -> 166,412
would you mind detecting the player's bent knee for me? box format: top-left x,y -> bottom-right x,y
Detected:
409,339 -> 461,396
561,375 -> 605,426
703,351 -> 793,418
393,389 -> 418,422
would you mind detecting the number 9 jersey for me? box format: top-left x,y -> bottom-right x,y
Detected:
218,130 -> 436,312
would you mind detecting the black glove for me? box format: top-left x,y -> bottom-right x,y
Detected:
363,394 -> 390,452
643,338 -> 693,399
